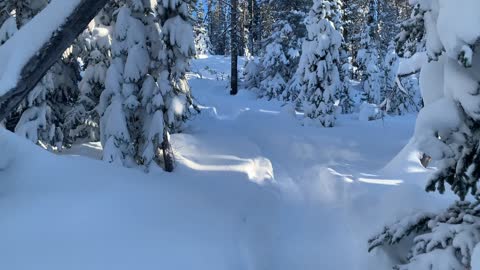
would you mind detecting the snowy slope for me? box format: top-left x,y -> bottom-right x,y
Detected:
0,55 -> 451,270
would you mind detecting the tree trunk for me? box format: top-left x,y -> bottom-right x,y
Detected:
248,0 -> 255,55
230,0 -> 238,96
0,0 -> 109,121
162,128 -> 175,173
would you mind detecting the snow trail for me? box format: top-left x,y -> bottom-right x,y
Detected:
0,55 -> 449,270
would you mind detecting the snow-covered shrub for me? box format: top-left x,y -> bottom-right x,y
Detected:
370,1 -> 480,269
243,57 -> 262,93
290,0 -> 343,127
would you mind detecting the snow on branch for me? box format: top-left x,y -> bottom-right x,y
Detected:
0,0 -> 108,120
398,52 -> 428,77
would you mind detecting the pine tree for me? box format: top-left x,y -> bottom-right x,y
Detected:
380,41 -> 418,115
356,0 -> 382,105
1,0 -> 71,150
99,2 -> 157,167
395,3 -> 426,58
291,0 -> 342,127
209,0 -> 228,55
258,20 -> 297,100
64,7 -> 115,143
194,0 -> 212,56
245,0 -> 308,101
156,0 -> 197,171
380,42 -> 401,114
331,0 -> 354,114
369,1 -> 480,269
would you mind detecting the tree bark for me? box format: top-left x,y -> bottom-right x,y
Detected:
162,128 -> 175,173
0,0 -> 109,121
230,0 -> 238,96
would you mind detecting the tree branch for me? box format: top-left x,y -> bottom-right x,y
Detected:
0,0 -> 109,120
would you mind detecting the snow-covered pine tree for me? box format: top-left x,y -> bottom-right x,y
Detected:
356,0 -> 382,105
338,48 -> 354,114
380,41 -> 419,115
394,2 -> 426,58
64,10 -> 114,143
99,1 -> 157,167
291,0 -> 342,127
154,0 -> 197,171
369,1 -> 480,269
248,0 -> 308,102
194,0 -> 211,56
209,0 -> 228,55
49,49 -> 82,148
380,41 -> 401,114
330,0 -> 354,114
157,0 -> 197,132
258,20 -> 297,100
1,0 -> 70,150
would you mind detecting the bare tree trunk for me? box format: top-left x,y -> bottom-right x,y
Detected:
0,0 -> 109,121
230,0 -> 238,96
248,0 -> 255,55
162,128 -> 175,173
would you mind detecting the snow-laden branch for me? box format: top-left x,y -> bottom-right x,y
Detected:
397,51 -> 428,77
0,0 -> 108,120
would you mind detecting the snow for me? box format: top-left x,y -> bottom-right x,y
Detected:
359,102 -> 383,121
473,244 -> 480,270
0,0 -> 82,96
398,52 -> 428,76
0,55 -> 448,270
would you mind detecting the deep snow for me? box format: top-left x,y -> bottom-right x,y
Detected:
0,55 -> 452,270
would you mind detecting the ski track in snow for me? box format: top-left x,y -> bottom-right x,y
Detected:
0,56 -> 453,270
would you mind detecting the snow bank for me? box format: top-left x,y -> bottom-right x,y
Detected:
359,102 -> 383,121
0,0 -> 81,96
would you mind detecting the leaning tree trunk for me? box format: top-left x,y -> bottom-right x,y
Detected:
0,0 -> 109,121
230,0 -> 238,96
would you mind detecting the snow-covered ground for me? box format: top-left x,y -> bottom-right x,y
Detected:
0,55 -> 452,270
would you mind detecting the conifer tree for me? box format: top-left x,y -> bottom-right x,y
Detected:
1,0 -> 71,150
331,0 -> 354,114
64,7 -> 116,143
356,0 -> 382,105
194,0 -> 211,56
370,1 -> 480,269
99,2 -> 157,167
258,20 -> 296,100
291,0 -> 342,127
156,0 -> 197,171
380,41 -> 419,115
